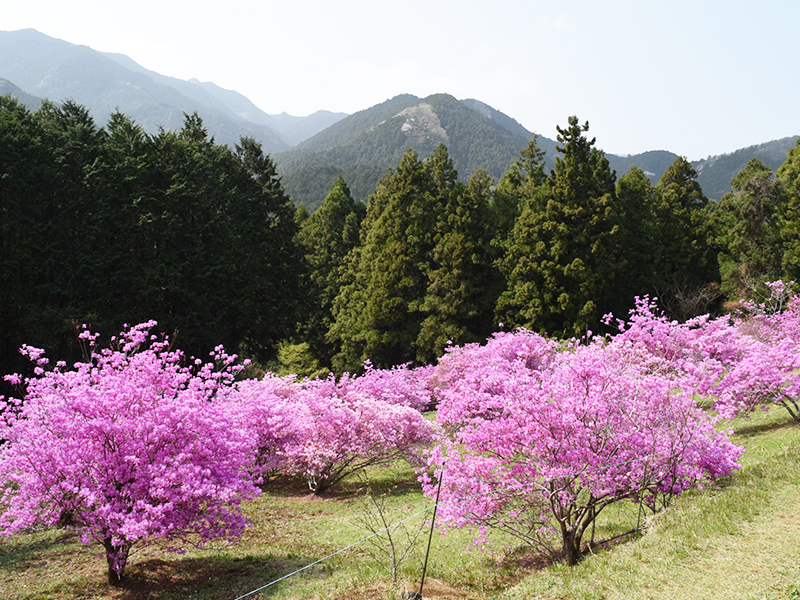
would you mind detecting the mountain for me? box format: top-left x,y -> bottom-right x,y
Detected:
277,89 -> 798,210
100,54 -> 347,144
0,78 -> 42,111
275,94 -> 698,212
0,29 -> 344,152
692,136 -> 800,200
276,93 -> 562,211
2,28 -> 796,206
265,111 -> 349,146
606,150 -> 680,182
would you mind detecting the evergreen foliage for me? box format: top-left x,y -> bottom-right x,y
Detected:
497,117 -> 623,336
651,157 -> 719,318
0,99 -> 300,378
613,166 -> 659,300
710,158 -> 783,300
329,149 -> 439,371
5,93 -> 800,378
416,166 -> 498,363
297,176 -> 363,366
778,139 -> 800,280
328,145 -> 498,372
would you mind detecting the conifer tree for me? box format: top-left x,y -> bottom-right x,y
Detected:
0,97 -> 55,377
614,166 -> 659,300
0,105 -> 301,375
652,157 -> 718,318
777,139 -> 800,280
711,157 -> 782,300
416,167 -> 497,362
330,149 -> 440,371
497,117 -> 621,336
489,134 -> 548,251
297,176 -> 362,366
328,145 -> 500,371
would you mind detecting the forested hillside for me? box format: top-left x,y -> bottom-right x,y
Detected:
0,78 -> 41,111
275,93 -> 558,211
3,95 -> 800,382
275,93 -> 798,212
693,135 -> 800,200
0,97 -> 300,381
3,29 -> 796,213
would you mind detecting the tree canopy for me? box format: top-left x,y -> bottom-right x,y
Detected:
0,98 -> 300,379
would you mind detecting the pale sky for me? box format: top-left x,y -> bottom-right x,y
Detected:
3,0 -> 799,160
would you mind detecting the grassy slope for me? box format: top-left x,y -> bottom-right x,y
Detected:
500,409 -> 800,600
0,409 -> 798,599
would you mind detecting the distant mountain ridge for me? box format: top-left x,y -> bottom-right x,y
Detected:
277,92 -> 798,210
0,77 -> 41,111
1,28 -> 796,209
0,29 -> 345,152
691,136 -> 800,201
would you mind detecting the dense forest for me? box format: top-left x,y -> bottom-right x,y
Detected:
2,96 -> 800,381
0,97 -> 300,380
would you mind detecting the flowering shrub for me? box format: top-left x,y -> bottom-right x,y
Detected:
233,374 -> 311,479
232,371 -> 439,495
710,283 -> 800,421
0,323 -> 260,585
606,288 -> 800,422
340,361 -> 436,412
424,328 -> 742,564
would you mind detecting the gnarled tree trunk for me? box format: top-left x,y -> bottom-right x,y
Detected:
102,537 -> 129,586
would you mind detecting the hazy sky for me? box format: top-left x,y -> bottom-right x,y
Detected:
3,0 -> 799,159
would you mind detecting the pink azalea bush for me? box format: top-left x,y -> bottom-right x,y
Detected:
710,282 -> 800,421
607,287 -> 800,422
0,323 -> 260,585
232,371 -> 439,495
233,373 -> 311,479
339,361 -> 436,412
424,328 -> 743,564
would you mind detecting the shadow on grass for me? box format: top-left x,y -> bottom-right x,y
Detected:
364,473 -> 423,497
260,470 -> 423,501
733,414 -> 798,438
64,553 -> 332,600
0,530 -> 77,569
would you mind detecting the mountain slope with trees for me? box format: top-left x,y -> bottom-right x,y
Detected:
276,93 -> 560,211
3,28 -> 797,209
275,94 -> 798,212
0,29 -> 344,153
692,135 -> 800,200
0,77 -> 42,111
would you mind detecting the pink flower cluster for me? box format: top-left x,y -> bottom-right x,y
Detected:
0,325 -> 438,581
423,319 -> 745,563
4,284 -> 799,577
608,286 -> 800,421
708,284 -> 800,421
0,323 -> 260,582
232,366 -> 438,494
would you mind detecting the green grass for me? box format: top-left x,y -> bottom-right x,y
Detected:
1,408 -> 799,599
497,408 -> 800,600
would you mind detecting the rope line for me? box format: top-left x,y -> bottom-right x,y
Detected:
230,403 -> 797,599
